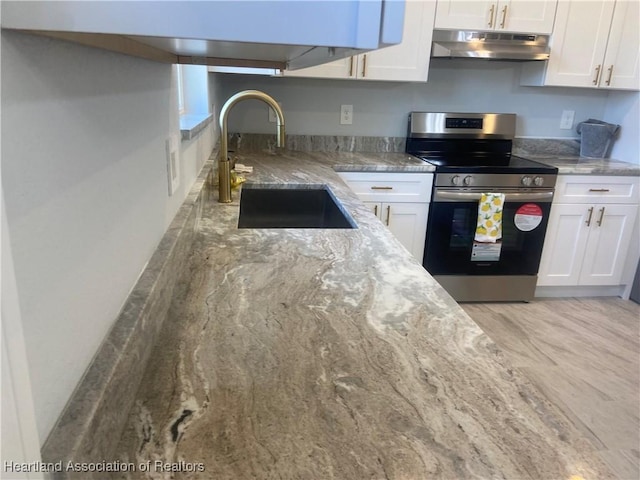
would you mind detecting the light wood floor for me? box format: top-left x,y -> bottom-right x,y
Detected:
462,297 -> 640,480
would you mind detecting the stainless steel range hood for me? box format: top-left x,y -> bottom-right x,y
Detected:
431,30 -> 550,61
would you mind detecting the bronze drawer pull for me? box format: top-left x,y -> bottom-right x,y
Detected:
589,188 -> 610,192
371,186 -> 393,190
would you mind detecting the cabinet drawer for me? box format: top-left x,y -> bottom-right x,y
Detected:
338,172 -> 433,202
554,175 -> 640,204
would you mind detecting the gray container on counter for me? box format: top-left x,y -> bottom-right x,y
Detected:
576,118 -> 621,158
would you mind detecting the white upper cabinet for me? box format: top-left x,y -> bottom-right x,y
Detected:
521,0 -> 639,90
0,0 -> 405,70
434,0 -> 558,34
600,0 -> 640,89
283,0 -> 437,82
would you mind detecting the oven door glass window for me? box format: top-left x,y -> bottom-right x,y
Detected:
424,200 -> 551,275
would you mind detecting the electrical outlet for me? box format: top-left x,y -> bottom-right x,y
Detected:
560,110 -> 575,130
340,104 -> 353,125
268,102 -> 283,123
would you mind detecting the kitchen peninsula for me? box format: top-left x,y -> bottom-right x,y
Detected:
111,149 -> 613,479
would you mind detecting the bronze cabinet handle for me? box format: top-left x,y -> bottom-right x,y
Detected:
362,54 -> 367,77
373,204 -> 378,216
500,5 -> 508,28
586,206 -> 594,226
488,4 -> 496,27
606,65 -> 614,86
385,205 -> 391,226
597,207 -> 606,227
593,64 -> 602,85
349,57 -> 355,77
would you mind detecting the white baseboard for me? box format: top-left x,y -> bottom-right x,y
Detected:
535,285 -> 627,299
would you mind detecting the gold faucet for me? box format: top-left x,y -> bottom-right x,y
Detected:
218,90 -> 286,203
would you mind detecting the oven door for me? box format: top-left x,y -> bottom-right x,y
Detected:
424,188 -> 554,276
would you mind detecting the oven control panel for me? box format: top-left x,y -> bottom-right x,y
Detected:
521,176 -> 546,186
445,118 -> 483,129
437,173 -> 557,189
450,175 -> 477,186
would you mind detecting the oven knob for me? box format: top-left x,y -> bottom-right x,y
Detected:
521,175 -> 533,186
534,176 -> 544,186
463,175 -> 473,186
451,175 -> 461,186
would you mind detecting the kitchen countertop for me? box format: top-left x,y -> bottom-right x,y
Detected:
113,150 -> 613,479
526,155 -> 640,176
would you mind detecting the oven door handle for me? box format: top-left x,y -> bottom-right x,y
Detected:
433,190 -> 554,202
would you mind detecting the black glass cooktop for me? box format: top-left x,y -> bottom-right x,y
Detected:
406,137 -> 557,174
416,154 -> 558,174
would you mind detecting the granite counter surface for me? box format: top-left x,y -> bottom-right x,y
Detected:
528,156 -> 640,176
113,150 -> 612,479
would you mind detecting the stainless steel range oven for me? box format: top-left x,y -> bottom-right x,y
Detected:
406,112 -> 558,302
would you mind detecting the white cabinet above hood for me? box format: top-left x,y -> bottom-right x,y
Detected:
0,0 -> 406,70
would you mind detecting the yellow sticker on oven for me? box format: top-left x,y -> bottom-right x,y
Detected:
514,203 -> 543,231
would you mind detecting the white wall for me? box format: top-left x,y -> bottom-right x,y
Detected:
218,59 -> 612,139
1,31 -> 216,442
604,91 -> 640,164
218,60 -> 640,163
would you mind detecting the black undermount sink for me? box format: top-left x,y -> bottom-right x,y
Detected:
238,184 -> 356,229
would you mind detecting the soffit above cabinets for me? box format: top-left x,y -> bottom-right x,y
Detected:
1,0 -> 406,70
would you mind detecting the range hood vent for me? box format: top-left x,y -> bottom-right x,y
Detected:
431,30 -> 550,61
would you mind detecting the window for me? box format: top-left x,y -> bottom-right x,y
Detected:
176,64 -> 212,141
176,64 -> 186,115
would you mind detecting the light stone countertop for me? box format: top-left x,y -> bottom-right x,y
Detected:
527,155 -> 640,176
113,149 -> 613,479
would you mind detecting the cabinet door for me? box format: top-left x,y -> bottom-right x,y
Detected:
435,0 -> 556,32
579,204 -> 638,285
365,201 -> 383,218
500,0 -> 558,34
543,0 -> 615,87
435,0 -> 495,30
384,202 -> 429,262
537,203 -> 591,286
283,56 -> 355,79
285,1 -> 437,82
601,0 -> 640,90
360,0 -> 436,81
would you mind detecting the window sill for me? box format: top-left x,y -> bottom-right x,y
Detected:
180,113 -> 213,141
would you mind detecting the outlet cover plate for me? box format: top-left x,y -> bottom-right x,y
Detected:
560,110 -> 575,130
340,104 -> 353,125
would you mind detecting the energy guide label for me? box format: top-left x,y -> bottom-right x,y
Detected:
514,204 -> 543,232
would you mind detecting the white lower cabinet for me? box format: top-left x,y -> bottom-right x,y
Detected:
337,172 -> 433,262
365,201 -> 430,262
538,175 -> 640,287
